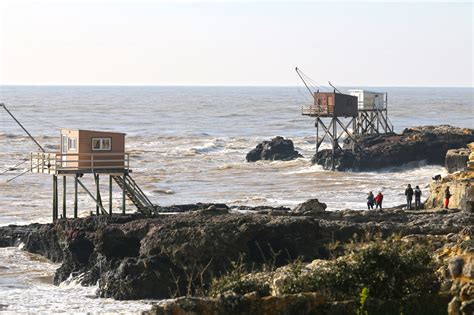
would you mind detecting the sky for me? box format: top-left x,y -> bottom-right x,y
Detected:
0,0 -> 472,87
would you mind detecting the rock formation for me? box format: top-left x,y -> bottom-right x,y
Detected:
446,148 -> 470,173
1,206 -> 471,302
292,199 -> 327,215
313,125 -> 474,171
246,136 -> 302,162
425,142 -> 473,212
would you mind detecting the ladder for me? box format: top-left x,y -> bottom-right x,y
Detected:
112,174 -> 155,216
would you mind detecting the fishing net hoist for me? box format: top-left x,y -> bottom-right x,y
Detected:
296,68 -> 394,171
1,103 -> 156,221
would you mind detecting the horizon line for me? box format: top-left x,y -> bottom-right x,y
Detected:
0,84 -> 473,88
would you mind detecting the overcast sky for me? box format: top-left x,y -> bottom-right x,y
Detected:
0,1 -> 472,86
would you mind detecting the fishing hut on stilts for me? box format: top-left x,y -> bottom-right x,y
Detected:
296,68 -> 393,170
1,103 -> 156,221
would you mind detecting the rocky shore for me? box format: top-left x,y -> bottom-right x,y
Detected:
0,204 -> 472,313
314,125 -> 474,171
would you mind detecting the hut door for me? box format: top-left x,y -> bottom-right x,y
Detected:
61,135 -> 68,167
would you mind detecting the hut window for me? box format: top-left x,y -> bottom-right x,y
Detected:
92,138 -> 111,151
68,138 -> 77,151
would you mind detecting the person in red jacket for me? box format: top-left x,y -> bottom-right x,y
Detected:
444,186 -> 451,209
375,192 -> 384,210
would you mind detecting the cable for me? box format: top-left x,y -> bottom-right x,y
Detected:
0,159 -> 29,174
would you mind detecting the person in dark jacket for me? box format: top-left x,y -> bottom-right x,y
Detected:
375,191 -> 383,209
367,191 -> 375,210
405,184 -> 414,210
444,186 -> 451,209
414,186 -> 422,210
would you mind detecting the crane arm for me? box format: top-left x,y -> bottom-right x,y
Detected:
0,103 -> 45,152
295,67 -> 315,98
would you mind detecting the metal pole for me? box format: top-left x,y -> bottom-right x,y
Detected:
74,174 -> 78,218
109,175 -> 113,215
62,176 -> 66,218
0,103 -> 45,152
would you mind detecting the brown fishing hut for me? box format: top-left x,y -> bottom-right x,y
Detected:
31,129 -> 154,221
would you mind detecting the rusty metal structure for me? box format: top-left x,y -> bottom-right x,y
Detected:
296,68 -> 393,170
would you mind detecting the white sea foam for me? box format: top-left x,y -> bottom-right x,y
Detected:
0,247 -> 155,314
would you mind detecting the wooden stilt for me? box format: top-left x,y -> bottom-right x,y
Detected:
109,175 -> 113,215
95,174 -> 100,215
52,175 -> 58,221
62,176 -> 66,218
74,174 -> 78,218
331,117 -> 336,171
315,118 -> 319,161
122,173 -> 126,214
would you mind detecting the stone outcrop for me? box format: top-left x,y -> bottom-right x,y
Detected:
292,199 -> 327,215
313,125 -> 474,171
246,136 -> 302,162
425,142 -> 473,212
446,148 -> 470,173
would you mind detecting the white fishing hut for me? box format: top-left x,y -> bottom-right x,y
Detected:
348,89 -> 393,135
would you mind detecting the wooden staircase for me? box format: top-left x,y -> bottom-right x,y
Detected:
112,174 -> 155,216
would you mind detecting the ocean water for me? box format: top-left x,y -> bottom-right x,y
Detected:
0,86 -> 472,313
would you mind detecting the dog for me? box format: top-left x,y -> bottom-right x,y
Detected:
432,174 -> 442,182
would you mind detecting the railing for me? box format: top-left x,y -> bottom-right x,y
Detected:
30,152 -> 130,173
302,105 -> 330,116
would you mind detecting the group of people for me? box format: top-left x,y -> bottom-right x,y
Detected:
367,184 -> 452,211
366,191 -> 383,210
404,184 -> 423,210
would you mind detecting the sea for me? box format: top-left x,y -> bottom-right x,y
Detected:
0,86 -> 472,313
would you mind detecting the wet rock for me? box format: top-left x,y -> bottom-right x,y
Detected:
246,136 -> 303,162
293,199 -> 327,215
313,125 -> 474,171
446,148 -> 470,173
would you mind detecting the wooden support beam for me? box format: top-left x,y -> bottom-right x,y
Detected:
332,117 -> 336,171
315,118 -> 319,160
52,175 -> 56,221
122,173 -> 126,214
62,176 -> 66,219
76,178 -> 108,215
109,175 -> 113,215
95,174 -> 102,215
74,175 -> 78,218
335,117 -> 362,151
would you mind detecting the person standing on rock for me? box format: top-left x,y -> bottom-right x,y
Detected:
367,191 -> 375,210
414,186 -> 422,210
444,186 -> 452,209
375,192 -> 383,209
405,184 -> 414,210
